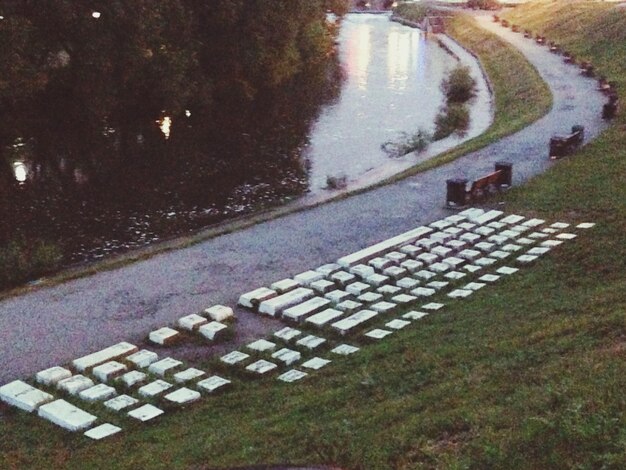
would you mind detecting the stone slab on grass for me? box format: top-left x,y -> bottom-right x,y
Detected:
464,282 -> 486,291
271,278 -> 301,294
220,351 -> 250,365
496,266 -> 519,275
501,214 -> 525,225
301,357 -> 331,370
126,350 -> 159,369
541,240 -> 563,248
294,270 -> 325,287
400,244 -> 422,258
475,257 -> 497,267
386,319 -> 411,330
197,376 -> 231,393
325,289 -> 353,305
58,375 -> 95,396
576,222 -> 595,229
259,288 -> 315,316
310,279 -> 336,295
403,311 -> 429,321
199,321 -> 228,341
556,232 -> 577,240
93,361 -> 127,383
138,380 -> 172,398
523,218 -> 545,227
364,274 -> 390,288
479,274 -> 500,283
463,264 -> 482,274
238,287 -> 277,309
272,348 -> 301,366
528,247 -> 551,256
350,264 -> 376,279
517,254 -> 539,264
104,394 -> 138,412
174,368 -> 206,384
415,270 -> 436,280
72,342 -> 138,373
391,294 -> 417,306
376,285 -> 402,299
119,371 -> 147,388
426,281 -> 449,291
79,384 -> 117,402
306,308 -> 344,327
274,326 -> 302,342
396,277 -> 420,291
128,404 -> 164,422
400,259 -> 424,274
332,309 -> 378,335
417,253 -> 439,265
84,423 -> 122,440
149,327 -> 180,346
357,291 -> 384,304
204,305 -> 235,322
448,289 -> 473,299
0,380 -> 54,413
444,271 -> 466,281
347,281 -> 374,296
490,250 -> 512,260
36,367 -> 73,387
335,299 -> 363,314
246,360 -> 278,375
331,270 -> 357,288
369,256 -> 395,271
38,399 -> 97,432
277,369 -> 308,383
283,297 -> 331,322
364,329 -> 393,340
148,358 -> 183,377
164,387 -> 201,405
411,287 -> 436,297
316,263 -> 342,276
383,266 -> 407,281
371,301 -> 397,314
247,339 -> 277,353
178,314 -> 208,331
296,335 -> 327,350
331,344 -> 360,355
422,303 -> 445,311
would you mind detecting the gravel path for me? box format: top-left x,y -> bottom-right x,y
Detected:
0,15 -> 609,384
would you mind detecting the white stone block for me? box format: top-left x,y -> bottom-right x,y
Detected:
310,279 -> 336,295
512,225 -> 531,233
316,263 -> 342,276
148,357 -> 183,377
426,281 -> 449,290
502,243 -> 523,252
391,294 -> 416,305
58,375 -> 95,396
458,222 -> 476,231
119,371 -> 147,388
149,327 -> 180,346
490,250 -> 511,260
364,329 -> 393,340
247,339 -> 277,353
517,254 -> 538,264
38,399 -> 97,432
385,251 -> 407,263
522,218 -> 545,227
178,313 -> 208,331
403,311 -> 429,321
444,271 -> 466,281
500,230 -> 521,239
301,357 -> 331,370
332,309 -> 378,335
500,214 -> 525,225
246,360 -> 278,375
363,274 -> 389,288
487,221 -> 506,230
296,335 -> 326,350
294,270 -> 324,286
444,227 -> 464,237
471,210 -> 503,225
72,342 -> 138,373
459,207 -> 485,219
417,253 -> 439,265
331,344 -> 360,355
138,380 -> 172,398
383,266 -> 407,280
541,240 -> 563,248
371,301 -> 396,314
376,285 -> 402,298
369,257 -> 394,271
346,280 -> 370,297
220,351 -> 249,365
173,368 -> 206,384
528,247 -> 550,256
164,387 -> 201,405
386,319 -> 411,330
431,232 -> 453,244
396,277 -> 420,291
400,259 -> 423,274
422,302 -> 445,311
446,239 -> 467,251
306,308 -> 344,327
325,289 -> 353,304
488,235 -> 509,246
79,384 -> 117,402
541,227 -> 558,234
475,242 -> 495,252
576,222 -> 595,229
84,423 -> 122,440
274,326 -> 302,342
277,369 -> 308,383
448,289 -> 473,299
400,245 -> 422,258
0,380 -> 54,413
430,219 -> 453,230
272,348 -> 301,366
337,226 -> 432,268
479,274 -> 500,283
36,367 -> 72,387
442,257 -> 465,268
350,264 -> 375,279
475,257 -> 497,267
126,349 -> 159,368
331,270 -> 356,287
92,361 -> 127,383
270,278 -> 301,294
496,266 -> 519,275
445,214 -> 466,225
199,321 -> 228,341
104,394 -> 138,412
464,282 -> 486,291
417,238 -> 439,250
432,246 -> 453,258
430,262 -> 450,273
411,287 -> 436,297
283,297 -> 331,322
528,232 -> 549,239
197,376 -> 231,393
415,270 -> 436,280
128,404 -> 164,422
259,287 -> 315,316
336,299 -> 363,313
459,232 -> 481,244
238,287 -> 277,309
357,292 -> 384,304
557,232 -> 577,240
474,226 -> 496,237
516,237 -> 535,245
463,264 -> 482,273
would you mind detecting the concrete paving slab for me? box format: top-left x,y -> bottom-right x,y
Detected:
0,380 -> 54,412
38,399 -> 97,431
128,404 -> 164,422
197,376 -> 231,393
84,423 -> 122,440
35,367 -> 72,387
72,342 -> 138,373
104,394 -> 138,412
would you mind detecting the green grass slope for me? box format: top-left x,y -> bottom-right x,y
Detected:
1,3 -> 625,469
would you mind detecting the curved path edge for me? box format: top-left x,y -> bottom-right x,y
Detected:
0,13 -> 609,384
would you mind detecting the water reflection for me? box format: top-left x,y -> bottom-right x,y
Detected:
347,22 -> 372,90
13,162 -> 28,183
157,116 -> 172,140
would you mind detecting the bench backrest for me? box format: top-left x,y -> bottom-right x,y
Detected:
469,170 -> 502,196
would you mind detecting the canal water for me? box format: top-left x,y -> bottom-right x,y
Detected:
2,14 -> 491,265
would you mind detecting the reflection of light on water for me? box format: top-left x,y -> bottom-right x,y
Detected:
92,11 -> 101,19
388,29 -> 418,90
13,162 -> 27,183
185,109 -> 191,118
346,23 -> 372,90
157,116 -> 172,139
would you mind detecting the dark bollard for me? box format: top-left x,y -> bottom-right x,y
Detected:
446,178 -> 468,207
495,162 -> 513,187
571,125 -> 585,145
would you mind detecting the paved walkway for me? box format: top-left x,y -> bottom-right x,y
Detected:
0,15 -> 608,384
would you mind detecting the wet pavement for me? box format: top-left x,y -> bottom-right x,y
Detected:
0,14 -> 609,384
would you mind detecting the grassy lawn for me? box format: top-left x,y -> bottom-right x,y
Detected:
2,3 -> 626,469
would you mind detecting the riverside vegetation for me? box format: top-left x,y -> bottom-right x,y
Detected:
9,2 -> 626,468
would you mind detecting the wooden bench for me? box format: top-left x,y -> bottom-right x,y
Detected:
446,163 -> 512,208
524,29 -> 532,39
549,42 -> 561,54
535,34 -> 546,45
580,61 -> 595,77
549,125 -> 584,159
